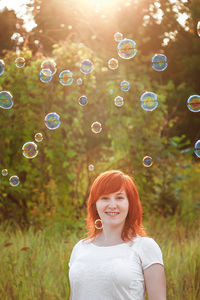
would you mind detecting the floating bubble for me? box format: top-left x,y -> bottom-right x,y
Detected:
40,69 -> 52,83
108,58 -> 118,70
0,91 -> 14,109
45,112 -> 61,130
187,95 -> 200,112
77,78 -> 83,85
41,59 -> 57,76
194,140 -> 200,158
34,133 -> 43,142
15,57 -> 25,68
80,59 -> 93,74
140,92 -> 158,111
91,121 -> 102,134
0,59 -> 5,76
59,70 -> 73,86
197,21 -> 200,37
143,156 -> 153,167
88,164 -> 94,171
22,142 -> 38,159
114,96 -> 124,107
114,32 -> 123,42
79,95 -> 88,106
117,39 -> 137,59
68,25 -> 72,30
109,89 -> 113,95
11,32 -> 21,41
120,80 -> 130,92
9,175 -> 20,187
34,40 -> 39,45
152,54 -> 168,71
1,169 -> 8,176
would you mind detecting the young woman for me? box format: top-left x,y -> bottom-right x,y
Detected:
68,170 -> 166,300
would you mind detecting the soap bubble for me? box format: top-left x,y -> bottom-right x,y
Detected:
194,140 -> 200,158
41,59 -> 57,76
9,175 -> 20,187
109,89 -> 113,95
108,58 -> 118,70
22,142 -> 38,159
0,59 -> 5,76
59,70 -> 73,86
152,54 -> 168,71
88,164 -> 94,171
140,92 -> 158,111
114,32 -> 123,42
0,91 -> 14,109
114,96 -> 124,107
197,21 -> 200,37
91,121 -> 102,134
143,156 -> 153,167
117,39 -> 137,59
79,95 -> 88,106
34,133 -> 43,142
77,78 -> 83,85
40,69 -> 52,83
187,95 -> 200,112
1,169 -> 8,176
11,32 -> 21,41
80,59 -> 93,74
120,80 -> 130,92
68,25 -> 72,30
15,57 -> 25,68
45,112 -> 61,130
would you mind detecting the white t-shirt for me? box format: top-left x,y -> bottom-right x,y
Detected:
68,235 -> 164,300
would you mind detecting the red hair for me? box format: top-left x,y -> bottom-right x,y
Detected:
82,170 -> 148,244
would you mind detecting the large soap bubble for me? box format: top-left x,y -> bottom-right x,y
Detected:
152,54 -> 168,71
91,121 -> 102,134
197,21 -> 200,37
187,95 -> 200,112
9,175 -> 20,187
45,112 -> 61,130
22,142 -> 38,159
41,59 -> 57,76
15,57 -> 25,68
80,59 -> 93,74
140,92 -> 158,111
194,140 -> 200,158
59,70 -> 73,86
0,59 -> 5,76
143,156 -> 153,167
117,39 -> 137,59
0,91 -> 14,109
40,69 -> 52,83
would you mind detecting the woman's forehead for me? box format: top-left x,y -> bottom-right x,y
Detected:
101,189 -> 126,197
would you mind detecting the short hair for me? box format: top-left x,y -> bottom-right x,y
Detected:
82,170 -> 148,244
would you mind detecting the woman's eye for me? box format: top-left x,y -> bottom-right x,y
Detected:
117,197 -> 124,200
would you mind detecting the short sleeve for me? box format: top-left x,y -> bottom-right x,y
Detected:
138,237 -> 164,270
68,240 -> 82,268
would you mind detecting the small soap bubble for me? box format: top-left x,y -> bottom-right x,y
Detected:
59,70 -> 73,86
15,57 -> 25,68
60,23 -> 65,28
143,156 -> 153,167
152,54 -> 168,71
34,40 -> 39,45
120,80 -> 130,92
91,121 -> 102,134
194,140 -> 200,158
187,95 -> 200,112
114,96 -> 124,107
34,133 -> 43,142
9,175 -> 20,187
79,95 -> 88,106
1,169 -> 8,176
197,21 -> 200,37
22,142 -> 38,159
114,32 -> 123,42
109,89 -> 113,95
108,58 -> 118,70
77,78 -> 83,86
0,59 -> 5,76
11,32 -> 21,41
88,164 -> 94,171
80,59 -> 93,74
40,69 -> 52,83
117,39 -> 137,59
0,91 -> 14,109
68,25 -> 72,30
41,59 -> 57,76
140,92 -> 158,111
45,112 -> 61,130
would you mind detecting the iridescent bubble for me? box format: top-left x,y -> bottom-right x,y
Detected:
15,57 -> 25,68
194,140 -> 200,158
77,78 -> 83,86
117,39 -> 137,59
80,59 -> 93,74
79,95 -> 88,106
40,69 -> 52,83
45,112 -> 61,130
143,156 -> 153,167
0,91 -> 14,109
187,95 -> 200,112
34,133 -> 43,142
120,80 -> 130,92
197,21 -> 200,37
11,32 -> 21,41
41,59 -> 57,76
88,164 -> 94,171
114,96 -> 124,107
108,58 -> 118,70
1,169 -> 8,176
140,92 -> 158,111
152,54 -> 168,71
109,89 -> 113,95
9,175 -> 20,187
59,70 -> 73,86
0,59 -> 5,76
91,121 -> 102,134
114,32 -> 123,42
22,142 -> 38,159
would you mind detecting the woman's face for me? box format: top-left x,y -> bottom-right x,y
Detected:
96,189 -> 129,227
